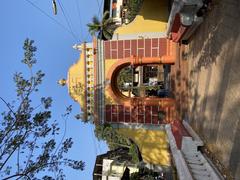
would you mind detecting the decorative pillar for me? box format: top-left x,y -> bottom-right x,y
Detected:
130,97 -> 175,107
130,55 -> 175,66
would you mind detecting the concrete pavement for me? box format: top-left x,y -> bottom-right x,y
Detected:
186,0 -> 240,178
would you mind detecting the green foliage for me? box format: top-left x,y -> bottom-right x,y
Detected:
125,0 -> 144,23
94,124 -> 130,149
87,11 -> 117,40
128,143 -> 139,163
117,66 -> 133,91
94,124 -> 140,163
22,38 -> 37,67
158,111 -> 166,122
130,167 -> 163,180
0,39 -> 84,180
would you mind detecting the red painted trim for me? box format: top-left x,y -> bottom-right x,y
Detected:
93,38 -> 98,124
172,25 -> 188,43
171,120 -> 191,149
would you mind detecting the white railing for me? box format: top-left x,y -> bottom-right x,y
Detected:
165,125 -> 193,180
182,120 -> 203,146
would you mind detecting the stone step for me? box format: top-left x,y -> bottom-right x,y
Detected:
188,163 -> 207,170
181,136 -> 198,154
183,152 -> 201,158
184,154 -> 202,163
193,173 -> 212,180
180,137 -> 221,180
185,158 -> 202,164
182,120 -> 204,146
191,168 -> 210,176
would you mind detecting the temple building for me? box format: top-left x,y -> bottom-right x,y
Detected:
60,0 -> 223,179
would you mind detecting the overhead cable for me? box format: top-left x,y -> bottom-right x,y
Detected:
74,0 -> 85,41
56,0 -> 80,42
91,125 -> 98,155
24,0 -> 79,42
98,0 -> 103,18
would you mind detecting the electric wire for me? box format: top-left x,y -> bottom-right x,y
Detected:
91,125 -> 98,155
98,141 -> 102,154
24,0 -> 79,41
95,0 -> 100,10
74,0 -> 85,41
83,0 -> 104,41
98,0 -> 103,18
53,114 -> 68,156
56,0 -> 80,42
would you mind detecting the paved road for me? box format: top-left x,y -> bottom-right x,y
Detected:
186,0 -> 240,178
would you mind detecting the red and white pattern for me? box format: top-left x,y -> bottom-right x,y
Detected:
104,38 -> 168,59
105,104 -> 174,125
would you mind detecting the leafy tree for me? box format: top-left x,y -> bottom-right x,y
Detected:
0,39 -> 84,180
130,167 -> 164,180
125,0 -> 144,24
87,11 -> 117,40
117,66 -> 133,91
94,124 -> 141,163
94,124 -> 129,149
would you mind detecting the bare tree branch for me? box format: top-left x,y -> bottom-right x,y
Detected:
3,173 -> 31,180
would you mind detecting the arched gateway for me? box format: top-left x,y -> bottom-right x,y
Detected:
59,38 -> 178,168
61,38 -> 178,125
103,38 -> 177,125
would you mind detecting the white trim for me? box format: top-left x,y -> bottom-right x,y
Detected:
143,38 -> 146,57
116,39 -> 118,59
112,32 -> 167,40
111,122 -> 165,130
165,125 -> 194,180
129,106 -> 132,123
137,38 -> 138,57
182,120 -> 203,146
144,105 -> 146,124
150,106 -> 152,124
150,38 -> 152,57
123,39 -> 125,58
123,105 -> 125,122
110,105 -> 112,122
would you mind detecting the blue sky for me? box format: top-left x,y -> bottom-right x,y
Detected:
0,0 -> 107,179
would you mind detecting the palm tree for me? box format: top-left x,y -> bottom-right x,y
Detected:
87,11 -> 116,40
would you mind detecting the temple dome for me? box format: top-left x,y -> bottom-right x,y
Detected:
67,52 -> 86,112
58,78 -> 67,86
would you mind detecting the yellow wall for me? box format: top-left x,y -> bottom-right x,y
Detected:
114,0 -> 169,35
118,128 -> 171,166
67,53 -> 86,110
105,59 -> 118,104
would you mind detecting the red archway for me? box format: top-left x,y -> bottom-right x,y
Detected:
106,56 -> 176,107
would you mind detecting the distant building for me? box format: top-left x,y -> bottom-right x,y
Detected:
93,147 -> 170,180
103,0 -> 131,25
93,147 -> 139,180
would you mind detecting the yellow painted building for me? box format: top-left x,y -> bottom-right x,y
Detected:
63,43 -> 172,168
103,0 -> 171,167
112,0 -> 169,40
118,128 -> 170,166
59,43 -> 95,120
62,0 -> 173,173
